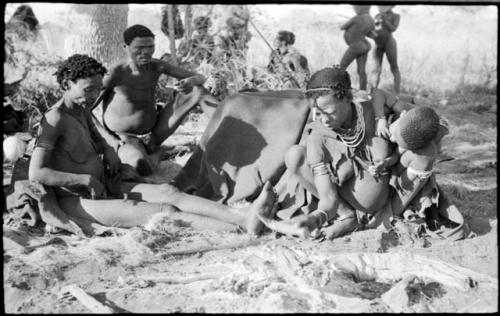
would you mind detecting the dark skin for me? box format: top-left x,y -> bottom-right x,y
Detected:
29,73 -> 277,234
371,5 -> 401,94
283,93 -> 393,238
339,5 -> 376,90
100,36 -> 206,150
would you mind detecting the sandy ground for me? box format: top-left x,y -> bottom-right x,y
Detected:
3,96 -> 498,313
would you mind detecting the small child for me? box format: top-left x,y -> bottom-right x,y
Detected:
339,5 -> 375,90
367,90 -> 449,219
371,5 -> 401,94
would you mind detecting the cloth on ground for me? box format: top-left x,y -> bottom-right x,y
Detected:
7,180 -> 113,237
173,89 -> 311,204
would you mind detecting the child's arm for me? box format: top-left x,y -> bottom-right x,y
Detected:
383,13 -> 400,32
340,17 -> 355,30
371,88 -> 391,138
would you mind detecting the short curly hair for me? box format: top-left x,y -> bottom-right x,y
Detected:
397,106 -> 440,150
306,65 -> 352,101
277,30 -> 295,46
53,54 -> 107,90
123,24 -> 155,45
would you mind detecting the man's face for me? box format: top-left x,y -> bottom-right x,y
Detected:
126,37 -> 155,65
66,74 -> 103,108
314,94 -> 350,130
273,37 -> 285,49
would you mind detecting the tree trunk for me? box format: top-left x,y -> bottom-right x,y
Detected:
166,5 -> 178,65
63,4 -> 128,68
184,5 -> 193,40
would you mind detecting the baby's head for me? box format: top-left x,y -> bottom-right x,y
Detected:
389,106 -> 440,151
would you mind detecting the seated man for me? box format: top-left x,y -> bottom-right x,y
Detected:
28,54 -> 276,235
98,24 -> 207,175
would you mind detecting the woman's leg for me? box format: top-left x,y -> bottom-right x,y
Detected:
119,181 -> 277,234
57,196 -> 176,227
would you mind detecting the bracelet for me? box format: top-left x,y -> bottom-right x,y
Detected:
316,209 -> 329,224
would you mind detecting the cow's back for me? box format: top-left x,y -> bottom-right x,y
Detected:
192,90 -> 310,203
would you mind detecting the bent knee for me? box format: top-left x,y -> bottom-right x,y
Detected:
158,183 -> 181,197
285,145 -> 306,173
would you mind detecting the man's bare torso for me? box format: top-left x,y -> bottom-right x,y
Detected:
103,60 -> 164,134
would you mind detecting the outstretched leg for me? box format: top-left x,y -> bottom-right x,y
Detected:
385,37 -> 401,95
120,180 -> 277,235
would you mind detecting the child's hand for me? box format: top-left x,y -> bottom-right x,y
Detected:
368,160 -> 386,177
376,117 -> 391,139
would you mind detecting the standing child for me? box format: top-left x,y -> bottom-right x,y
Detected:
371,5 -> 401,95
339,5 -> 375,91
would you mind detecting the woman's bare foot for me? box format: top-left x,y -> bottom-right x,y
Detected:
244,181 -> 277,235
324,213 -> 361,240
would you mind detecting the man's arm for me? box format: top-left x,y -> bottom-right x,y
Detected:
159,59 -> 206,85
383,13 -> 400,32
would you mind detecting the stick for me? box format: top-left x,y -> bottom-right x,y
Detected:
248,19 -> 301,88
159,238 -> 262,257
138,272 -> 229,284
60,284 -> 115,314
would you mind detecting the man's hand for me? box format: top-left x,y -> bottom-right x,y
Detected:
81,174 -> 106,199
176,77 -> 195,94
376,117 -> 391,139
103,147 -> 121,175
